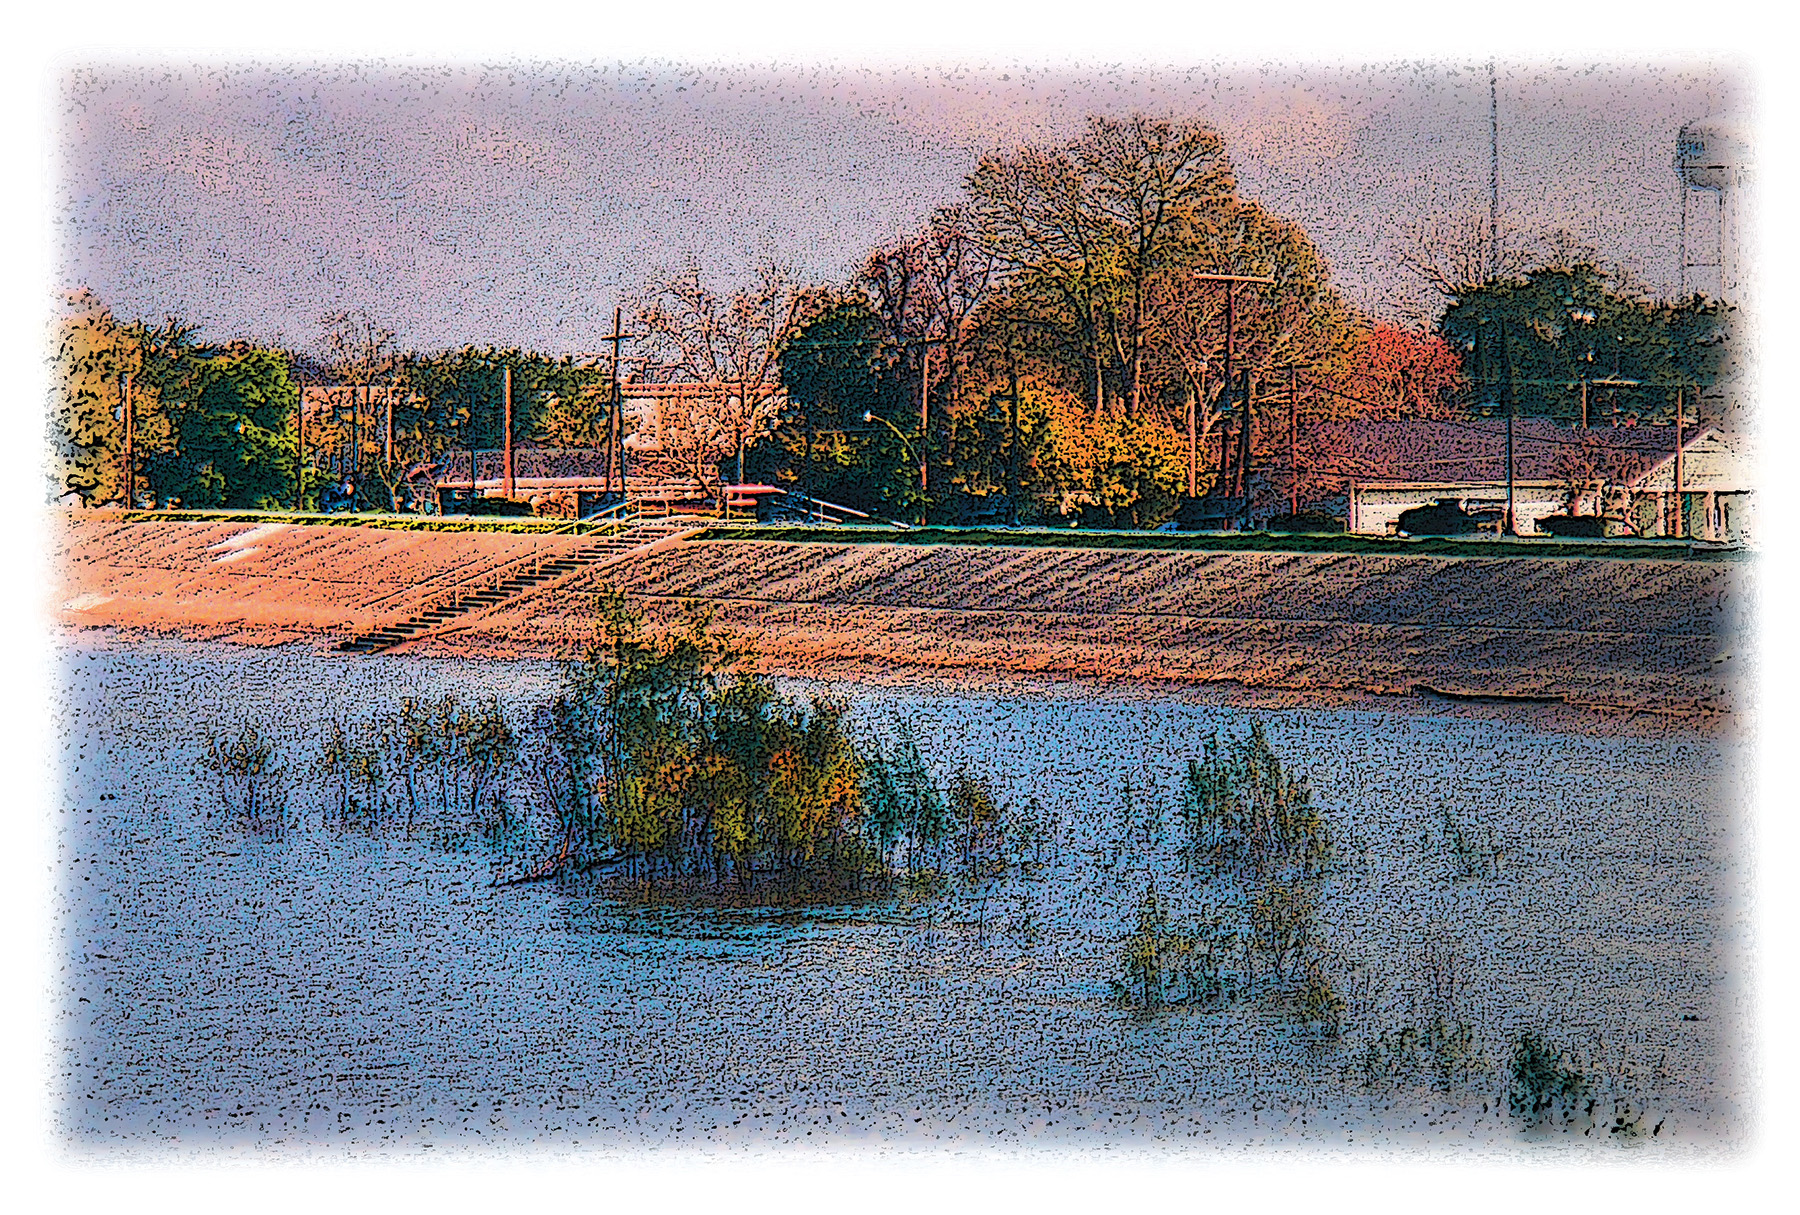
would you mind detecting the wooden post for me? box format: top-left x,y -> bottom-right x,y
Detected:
1288,364 -> 1299,516
1674,388 -> 1684,539
503,364 -> 515,498
120,371 -> 134,508
294,373 -> 305,512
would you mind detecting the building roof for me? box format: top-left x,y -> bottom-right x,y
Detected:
1299,419 -> 1721,488
426,448 -> 613,482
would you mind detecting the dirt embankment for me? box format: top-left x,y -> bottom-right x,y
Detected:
52,515 -> 1751,717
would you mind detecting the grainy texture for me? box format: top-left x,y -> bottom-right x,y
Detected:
55,637 -> 1747,1152
56,517 -> 1750,717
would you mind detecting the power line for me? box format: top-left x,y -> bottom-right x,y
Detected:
1293,372 -> 1701,455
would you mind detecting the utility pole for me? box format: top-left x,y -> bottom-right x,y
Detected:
294,371 -> 305,512
1006,334 -> 1021,527
1501,318 -> 1516,535
602,308 -> 639,499
920,341 -> 931,508
502,364 -> 514,498
1224,289 -> 1234,478
1489,59 -> 1500,282
1240,374 -> 1255,531
352,383 -> 362,482
119,371 -> 134,509
1580,377 -> 1588,428
737,380 -> 749,488
1674,387 -> 1685,539
1288,364 -> 1299,516
385,384 -> 394,467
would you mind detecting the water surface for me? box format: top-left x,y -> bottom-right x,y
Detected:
55,635 -> 1747,1153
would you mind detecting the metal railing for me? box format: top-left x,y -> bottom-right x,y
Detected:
544,497 -> 640,536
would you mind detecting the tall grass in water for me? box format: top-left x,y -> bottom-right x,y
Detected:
202,721 -> 288,836
1113,720 -> 1342,1028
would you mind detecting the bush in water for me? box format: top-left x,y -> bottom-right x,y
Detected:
525,591 -> 887,897
318,696 -> 519,841
1509,1031 -> 1590,1126
202,720 -> 289,835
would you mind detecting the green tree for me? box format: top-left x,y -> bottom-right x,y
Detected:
1180,719 -> 1330,884
770,297 -> 905,513
966,115 -> 1236,420
48,291 -> 132,506
48,292 -> 187,507
861,720 -> 949,876
1440,265 -> 1732,422
374,346 -> 604,480
966,116 -> 1353,434
151,348 -> 299,509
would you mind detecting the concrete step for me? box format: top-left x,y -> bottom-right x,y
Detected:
341,523 -> 705,654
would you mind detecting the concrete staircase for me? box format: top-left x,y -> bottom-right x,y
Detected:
336,516 -> 706,655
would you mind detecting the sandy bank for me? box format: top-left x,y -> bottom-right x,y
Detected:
52,514 -> 1751,719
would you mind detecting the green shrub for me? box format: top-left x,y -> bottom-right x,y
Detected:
529,592 -> 891,898
203,720 -> 289,835
1180,721 -> 1331,882
1509,1032 -> 1589,1125
1438,805 -> 1503,880
1110,884 -> 1195,1013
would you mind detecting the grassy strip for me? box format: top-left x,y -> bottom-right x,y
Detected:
99,508 -> 597,535
81,510 -> 1747,562
690,523 -> 1749,562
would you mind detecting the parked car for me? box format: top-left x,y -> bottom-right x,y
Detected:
1396,499 -> 1489,536
1537,513 -> 1638,538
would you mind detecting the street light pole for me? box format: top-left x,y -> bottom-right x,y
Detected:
502,364 -> 514,498
863,410 -> 923,526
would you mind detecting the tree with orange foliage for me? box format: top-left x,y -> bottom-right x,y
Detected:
1337,323 -> 1466,419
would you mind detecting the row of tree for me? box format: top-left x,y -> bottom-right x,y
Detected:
50,113 -> 1734,523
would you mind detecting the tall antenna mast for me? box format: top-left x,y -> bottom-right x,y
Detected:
1489,59 -> 1500,282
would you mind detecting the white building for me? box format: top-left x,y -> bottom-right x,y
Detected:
1319,420 -> 1753,544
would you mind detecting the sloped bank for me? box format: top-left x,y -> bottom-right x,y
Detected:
53,516 -> 1750,718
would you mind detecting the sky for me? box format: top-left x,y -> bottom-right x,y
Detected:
57,57 -> 1744,355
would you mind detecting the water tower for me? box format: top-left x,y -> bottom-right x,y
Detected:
1676,121 -> 1742,302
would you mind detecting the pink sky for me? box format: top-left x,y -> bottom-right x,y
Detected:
58,58 -> 1743,353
